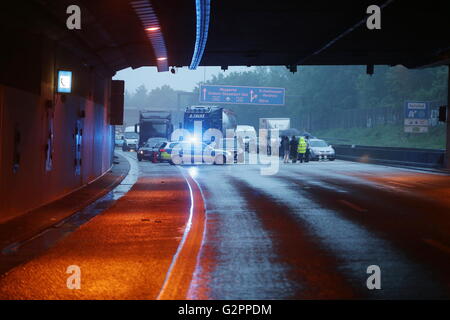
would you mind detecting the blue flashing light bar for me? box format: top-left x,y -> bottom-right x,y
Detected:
189,0 -> 211,70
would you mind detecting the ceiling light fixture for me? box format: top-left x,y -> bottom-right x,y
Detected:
131,0 -> 168,72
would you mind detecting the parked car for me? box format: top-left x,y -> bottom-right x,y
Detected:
115,135 -> 124,147
122,131 -> 139,152
158,141 -> 178,163
307,139 -> 335,161
137,137 -> 167,162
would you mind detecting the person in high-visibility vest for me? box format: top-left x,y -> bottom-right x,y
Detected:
297,136 -> 307,163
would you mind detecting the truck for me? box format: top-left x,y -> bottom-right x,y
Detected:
259,118 -> 291,131
138,110 -> 173,148
183,106 -> 237,141
259,118 -> 291,155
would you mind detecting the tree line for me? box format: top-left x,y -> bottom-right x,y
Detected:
124,65 -> 448,131
194,65 -> 448,129
125,84 -> 180,110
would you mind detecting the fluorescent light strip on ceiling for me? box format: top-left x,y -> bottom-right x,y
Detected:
131,0 -> 168,72
189,0 -> 211,70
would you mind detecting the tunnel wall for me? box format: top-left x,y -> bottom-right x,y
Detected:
0,33 -> 114,224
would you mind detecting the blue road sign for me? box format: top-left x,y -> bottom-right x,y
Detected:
404,101 -> 429,119
199,85 -> 285,105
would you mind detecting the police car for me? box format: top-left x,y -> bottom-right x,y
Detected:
159,141 -> 232,165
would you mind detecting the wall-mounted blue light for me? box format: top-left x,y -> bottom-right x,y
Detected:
57,70 -> 72,93
189,0 -> 211,70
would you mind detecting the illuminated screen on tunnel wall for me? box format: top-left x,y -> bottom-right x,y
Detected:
57,70 -> 72,93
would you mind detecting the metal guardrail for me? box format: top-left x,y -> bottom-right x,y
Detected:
320,137 -> 352,144
333,144 -> 445,168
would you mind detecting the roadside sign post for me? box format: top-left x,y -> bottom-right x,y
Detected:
199,85 -> 285,106
404,101 -> 430,133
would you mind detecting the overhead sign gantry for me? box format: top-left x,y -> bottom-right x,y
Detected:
199,85 -> 285,106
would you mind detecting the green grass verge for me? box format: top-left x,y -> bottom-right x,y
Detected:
315,124 -> 447,149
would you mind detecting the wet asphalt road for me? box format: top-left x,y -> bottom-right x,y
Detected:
184,159 -> 450,299
1,152 -> 450,299
0,152 -> 192,299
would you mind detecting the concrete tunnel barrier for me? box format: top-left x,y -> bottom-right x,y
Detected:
334,144 -> 445,169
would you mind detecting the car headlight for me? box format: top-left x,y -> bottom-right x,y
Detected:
139,150 -> 144,154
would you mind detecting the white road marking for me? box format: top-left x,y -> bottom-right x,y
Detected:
156,169 -> 195,300
387,181 -> 411,188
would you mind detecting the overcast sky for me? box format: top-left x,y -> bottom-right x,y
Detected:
113,66 -> 252,94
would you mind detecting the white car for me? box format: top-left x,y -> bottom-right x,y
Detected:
308,139 -> 335,161
220,138 -> 245,162
115,135 -> 124,147
122,132 -> 139,151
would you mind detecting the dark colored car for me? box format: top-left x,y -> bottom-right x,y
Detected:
137,137 -> 167,162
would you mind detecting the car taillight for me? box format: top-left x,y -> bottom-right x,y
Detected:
160,149 -> 166,152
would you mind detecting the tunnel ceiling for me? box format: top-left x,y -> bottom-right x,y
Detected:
1,0 -> 449,75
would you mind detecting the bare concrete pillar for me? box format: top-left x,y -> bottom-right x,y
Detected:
446,65 -> 450,169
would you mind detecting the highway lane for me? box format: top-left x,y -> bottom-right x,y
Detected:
186,160 -> 450,299
1,154 -> 450,299
0,152 -> 195,299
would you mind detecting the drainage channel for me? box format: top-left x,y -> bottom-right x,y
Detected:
0,152 -> 138,276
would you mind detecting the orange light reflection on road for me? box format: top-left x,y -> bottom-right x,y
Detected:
354,172 -> 450,208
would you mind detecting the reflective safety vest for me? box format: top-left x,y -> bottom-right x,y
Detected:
297,138 -> 307,154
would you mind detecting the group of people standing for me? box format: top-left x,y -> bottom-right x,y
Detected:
280,135 -> 310,164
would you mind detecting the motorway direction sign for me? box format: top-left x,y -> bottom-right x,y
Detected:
199,85 -> 285,105
404,101 -> 430,133
404,101 -> 429,119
